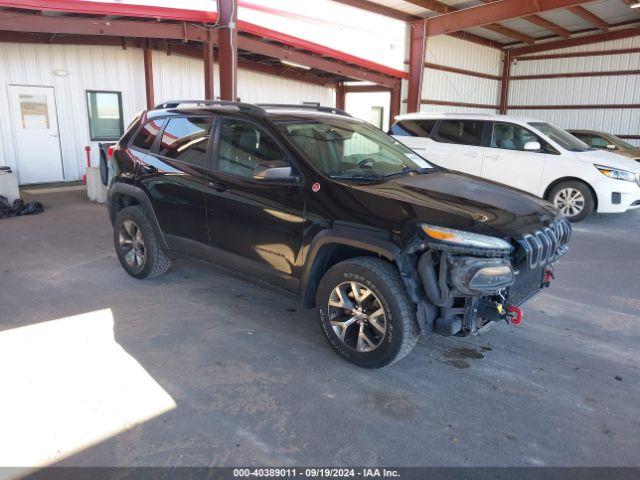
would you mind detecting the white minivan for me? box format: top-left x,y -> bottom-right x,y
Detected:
390,113 -> 640,222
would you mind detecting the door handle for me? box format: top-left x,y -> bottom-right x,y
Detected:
485,154 -> 500,160
464,153 -> 480,158
50,134 -> 59,138
208,181 -> 228,192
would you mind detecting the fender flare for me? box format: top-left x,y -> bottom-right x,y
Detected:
300,228 -> 401,308
108,182 -> 169,250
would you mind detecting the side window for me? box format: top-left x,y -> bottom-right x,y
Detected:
131,119 -> 164,151
584,135 -> 608,149
390,119 -> 436,137
491,122 -> 541,151
158,117 -> 214,167
216,119 -> 287,178
434,120 -> 484,146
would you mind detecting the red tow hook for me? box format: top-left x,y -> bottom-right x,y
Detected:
543,266 -> 554,287
506,305 -> 523,325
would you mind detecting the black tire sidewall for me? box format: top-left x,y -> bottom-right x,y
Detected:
113,206 -> 157,279
549,181 -> 594,222
317,263 -> 409,368
99,150 -> 109,186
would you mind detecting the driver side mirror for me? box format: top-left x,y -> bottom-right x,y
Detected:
253,160 -> 297,181
606,144 -> 617,150
523,141 -> 542,152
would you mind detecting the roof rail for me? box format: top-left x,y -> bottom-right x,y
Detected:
154,100 -> 266,115
257,103 -> 352,117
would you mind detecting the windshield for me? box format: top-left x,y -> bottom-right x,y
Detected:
529,122 -> 590,152
277,117 -> 433,180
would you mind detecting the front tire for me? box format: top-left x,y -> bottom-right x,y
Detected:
113,205 -> 170,279
548,180 -> 594,222
316,257 -> 419,368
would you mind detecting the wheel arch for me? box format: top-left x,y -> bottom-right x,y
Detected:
108,182 -> 168,250
300,229 -> 401,309
544,177 -> 598,211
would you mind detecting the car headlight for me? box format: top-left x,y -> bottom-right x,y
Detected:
421,224 -> 512,250
595,165 -> 638,182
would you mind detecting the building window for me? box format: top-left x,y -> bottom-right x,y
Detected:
86,90 -> 124,141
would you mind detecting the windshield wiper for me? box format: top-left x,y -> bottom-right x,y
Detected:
329,174 -> 384,182
381,166 -> 431,179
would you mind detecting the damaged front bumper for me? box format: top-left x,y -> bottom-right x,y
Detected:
406,219 -> 571,337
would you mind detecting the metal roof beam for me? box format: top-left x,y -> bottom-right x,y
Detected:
329,0 -> 418,21
477,0 -> 571,38
567,5 -> 610,31
0,11 -> 210,41
406,0 -> 535,44
427,0 -> 591,36
510,27 -> 640,57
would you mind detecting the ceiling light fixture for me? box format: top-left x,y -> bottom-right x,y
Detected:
280,59 -> 311,70
630,2 -> 640,8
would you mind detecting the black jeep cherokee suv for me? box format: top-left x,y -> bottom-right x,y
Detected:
107,101 -> 571,368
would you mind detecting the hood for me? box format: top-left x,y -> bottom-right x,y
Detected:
617,148 -> 640,160
341,171 -> 559,239
573,149 -> 640,173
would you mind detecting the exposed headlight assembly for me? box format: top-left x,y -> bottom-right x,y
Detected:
595,165 -> 638,182
449,257 -> 515,295
421,224 -> 512,251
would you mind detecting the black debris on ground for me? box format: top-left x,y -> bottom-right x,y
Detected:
0,195 -> 43,219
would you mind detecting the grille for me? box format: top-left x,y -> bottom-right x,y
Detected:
517,219 -> 571,271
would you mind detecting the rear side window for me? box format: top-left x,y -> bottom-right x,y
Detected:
131,119 -> 164,150
434,120 -> 485,146
158,117 -> 214,167
390,119 -> 436,137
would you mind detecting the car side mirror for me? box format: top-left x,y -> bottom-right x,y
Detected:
253,160 -> 296,181
606,144 -> 617,150
523,141 -> 541,152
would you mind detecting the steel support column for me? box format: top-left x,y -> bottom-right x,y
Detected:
407,19 -> 426,114
204,28 -> 215,100
218,0 -> 238,101
143,43 -> 154,109
389,81 -> 401,128
499,50 -> 511,114
335,82 -> 346,110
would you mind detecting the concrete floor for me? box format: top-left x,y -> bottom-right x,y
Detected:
1,189 -> 639,469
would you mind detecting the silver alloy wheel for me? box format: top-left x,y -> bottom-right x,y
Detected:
554,188 -> 585,218
328,281 -> 387,353
118,219 -> 146,268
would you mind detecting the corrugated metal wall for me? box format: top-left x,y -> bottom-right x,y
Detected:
0,43 -> 146,183
508,37 -> 640,147
420,35 -> 501,113
0,43 -> 335,183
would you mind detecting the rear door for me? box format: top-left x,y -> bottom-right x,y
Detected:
427,119 -> 486,176
133,115 -> 214,248
481,121 -> 551,195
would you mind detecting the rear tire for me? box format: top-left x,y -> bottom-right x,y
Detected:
113,205 -> 170,279
316,257 -> 419,368
548,180 -> 594,222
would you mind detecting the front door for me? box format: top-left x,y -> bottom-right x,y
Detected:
481,122 -> 549,195
8,85 -> 64,184
205,118 -> 305,290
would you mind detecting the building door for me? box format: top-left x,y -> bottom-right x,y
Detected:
8,85 -> 64,184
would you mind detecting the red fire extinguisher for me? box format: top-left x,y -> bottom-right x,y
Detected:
82,145 -> 91,183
